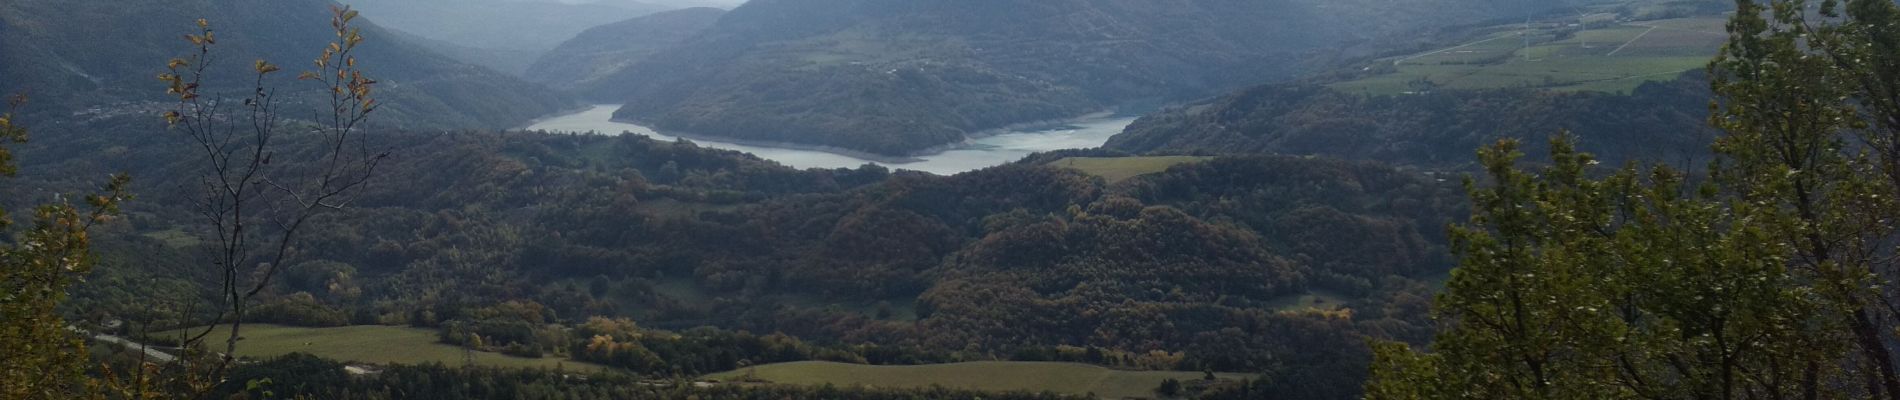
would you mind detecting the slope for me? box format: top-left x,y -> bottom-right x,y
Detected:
1105,74 -> 1718,169
524,7 -> 728,92
0,0 -> 575,130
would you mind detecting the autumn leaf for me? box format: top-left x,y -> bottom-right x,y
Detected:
254,60 -> 281,75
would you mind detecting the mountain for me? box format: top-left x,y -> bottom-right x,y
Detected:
0,0 -> 576,130
381,27 -> 549,77
555,0 -> 1579,156
1105,74 -> 1719,168
625,0 -> 745,9
338,0 -> 672,74
524,7 -> 727,92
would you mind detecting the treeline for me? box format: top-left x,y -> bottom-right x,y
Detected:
0,0 -> 576,130
219,353 -> 1087,400
1107,74 -> 1718,169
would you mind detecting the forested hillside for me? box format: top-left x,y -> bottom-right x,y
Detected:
559,0 -> 1581,155
1107,74 -> 1717,168
0,0 -> 576,130
525,7 -> 728,92
22,102 -> 1461,398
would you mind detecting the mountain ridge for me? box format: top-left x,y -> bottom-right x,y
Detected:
0,0 -> 577,130
545,0 -> 1580,156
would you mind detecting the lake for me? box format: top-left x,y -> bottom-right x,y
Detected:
523,105 -> 1137,175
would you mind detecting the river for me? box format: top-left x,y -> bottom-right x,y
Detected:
523,105 -> 1137,175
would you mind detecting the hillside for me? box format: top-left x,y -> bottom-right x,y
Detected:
338,0 -> 672,74
561,0 -> 1581,156
525,7 -> 728,92
36,114 -> 1461,398
0,0 -> 576,130
1105,74 -> 1718,168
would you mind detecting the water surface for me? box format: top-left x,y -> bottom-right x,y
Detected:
524,105 -> 1136,175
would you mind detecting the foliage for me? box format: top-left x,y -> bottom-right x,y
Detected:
0,95 -> 131,399
1367,0 -> 1900,397
221,355 -> 1089,400
160,8 -> 390,382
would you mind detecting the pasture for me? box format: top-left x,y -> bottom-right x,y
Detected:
1333,15 -> 1728,95
1049,156 -> 1214,183
703,361 -> 1252,399
173,324 -> 608,372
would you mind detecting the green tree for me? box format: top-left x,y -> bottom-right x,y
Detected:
1367,0 -> 1900,398
1156,378 -> 1183,398
0,95 -> 132,399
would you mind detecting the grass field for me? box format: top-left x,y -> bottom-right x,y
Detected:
1049,156 -> 1214,183
1333,15 -> 1728,95
703,361 -> 1251,399
174,324 -> 607,373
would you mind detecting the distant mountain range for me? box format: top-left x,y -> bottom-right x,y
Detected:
0,0 -> 576,130
338,0 -> 675,74
535,0 -> 1581,156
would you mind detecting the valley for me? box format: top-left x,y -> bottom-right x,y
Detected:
525,104 -> 1140,174
15,0 -> 1884,399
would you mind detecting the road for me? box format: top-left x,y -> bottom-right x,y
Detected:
73,327 -> 179,363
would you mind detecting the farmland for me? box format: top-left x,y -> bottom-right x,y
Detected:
703,361 -> 1253,399
1332,15 -> 1728,95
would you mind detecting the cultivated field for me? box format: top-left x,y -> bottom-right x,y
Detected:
173,324 -> 607,372
1333,15 -> 1729,95
703,361 -> 1251,399
1050,156 -> 1214,183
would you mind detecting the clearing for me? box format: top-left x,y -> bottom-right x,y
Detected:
1050,156 -> 1214,183
703,361 -> 1251,399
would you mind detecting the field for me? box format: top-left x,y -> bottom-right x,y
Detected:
1333,15 -> 1729,95
1049,156 -> 1215,183
702,361 -> 1252,399
173,324 -> 608,372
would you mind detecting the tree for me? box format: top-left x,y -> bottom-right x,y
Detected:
0,95 -> 132,398
159,6 -> 388,383
1367,0 -> 1900,398
1156,378 -> 1183,398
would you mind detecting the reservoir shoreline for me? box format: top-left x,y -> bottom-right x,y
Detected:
522,105 -> 1136,175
